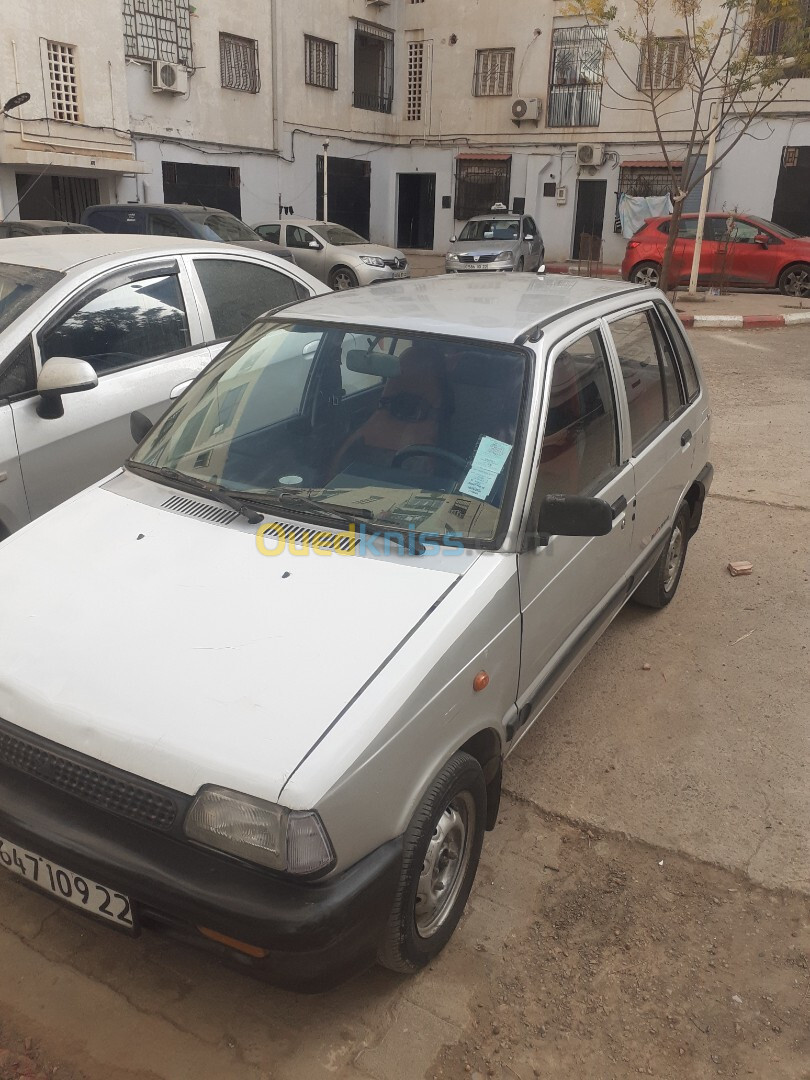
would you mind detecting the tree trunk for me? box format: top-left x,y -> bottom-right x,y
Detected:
659,197 -> 685,294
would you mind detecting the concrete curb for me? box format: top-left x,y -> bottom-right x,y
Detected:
678,311 -> 810,329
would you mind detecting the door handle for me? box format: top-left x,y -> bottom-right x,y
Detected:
611,495 -> 628,519
680,428 -> 692,447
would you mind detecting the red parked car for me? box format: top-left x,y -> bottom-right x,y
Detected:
621,213 -> 810,296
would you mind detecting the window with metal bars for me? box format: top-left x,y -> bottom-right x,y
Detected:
637,37 -> 687,90
751,0 -> 810,72
613,164 -> 680,232
406,42 -> 424,120
122,0 -> 193,66
46,42 -> 80,123
220,33 -> 260,93
472,48 -> 515,96
353,20 -> 395,113
454,158 -> 512,221
548,26 -> 606,127
305,35 -> 338,90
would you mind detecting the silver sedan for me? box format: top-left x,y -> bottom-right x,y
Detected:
445,210 -> 545,274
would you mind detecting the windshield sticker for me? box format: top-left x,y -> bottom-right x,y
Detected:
459,437 -> 512,501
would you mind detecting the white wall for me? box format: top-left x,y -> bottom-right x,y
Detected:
708,116 -> 810,220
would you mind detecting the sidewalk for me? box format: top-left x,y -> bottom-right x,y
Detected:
403,252 -> 810,330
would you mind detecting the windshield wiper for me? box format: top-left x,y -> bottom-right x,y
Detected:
126,461 -> 264,525
277,491 -> 375,521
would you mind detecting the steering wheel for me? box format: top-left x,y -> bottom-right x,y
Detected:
391,445 -> 468,476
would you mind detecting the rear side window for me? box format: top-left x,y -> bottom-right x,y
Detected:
41,274 -> 191,375
148,212 -> 192,238
609,311 -> 668,454
194,258 -> 306,339
84,208 -> 144,234
656,303 -> 700,401
257,224 -> 281,244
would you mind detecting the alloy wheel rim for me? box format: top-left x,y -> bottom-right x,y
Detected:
637,267 -> 659,286
415,791 -> 474,938
786,269 -> 810,297
664,523 -> 684,592
334,271 -> 354,290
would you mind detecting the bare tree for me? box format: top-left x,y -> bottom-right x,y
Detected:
568,0 -> 810,290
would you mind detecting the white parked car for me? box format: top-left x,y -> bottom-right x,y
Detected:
253,219 -> 409,290
0,274 -> 711,990
0,235 -> 327,536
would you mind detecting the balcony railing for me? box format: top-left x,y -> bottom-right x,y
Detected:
547,84 -> 603,128
353,89 -> 393,113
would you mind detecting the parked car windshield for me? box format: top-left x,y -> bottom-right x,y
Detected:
130,320 -> 529,545
748,216 -> 799,239
0,263 -> 64,334
312,224 -> 368,246
459,218 -> 520,242
184,211 -> 259,243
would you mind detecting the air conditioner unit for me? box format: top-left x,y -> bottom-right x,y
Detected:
576,143 -> 605,167
556,185 -> 568,206
151,61 -> 188,94
511,97 -> 542,122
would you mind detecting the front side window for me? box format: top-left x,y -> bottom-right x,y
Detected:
548,26 -> 607,128
609,309 -> 681,453
194,259 -> 306,339
148,212 -> 190,238
286,225 -> 317,249
41,274 -> 190,375
538,330 -> 619,497
130,323 -> 530,546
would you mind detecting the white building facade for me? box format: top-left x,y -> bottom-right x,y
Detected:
1,0 -> 809,262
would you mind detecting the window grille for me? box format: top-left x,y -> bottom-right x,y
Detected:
122,0 -> 193,66
638,37 -> 687,90
47,42 -> 80,122
407,42 -> 424,120
305,35 -> 338,90
614,164 -> 680,232
751,0 -> 810,71
548,26 -> 606,128
353,19 -> 395,113
220,34 -> 259,93
454,158 -> 512,221
473,48 -> 515,96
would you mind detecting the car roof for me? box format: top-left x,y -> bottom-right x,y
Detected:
0,234 -> 264,271
85,203 -> 231,214
467,213 -> 521,221
278,273 -> 642,344
255,219 -> 355,229
3,219 -> 88,228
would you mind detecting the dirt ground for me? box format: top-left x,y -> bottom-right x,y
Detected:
0,326 -> 807,1080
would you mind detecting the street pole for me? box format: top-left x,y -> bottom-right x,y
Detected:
322,140 -> 329,223
688,100 -> 721,295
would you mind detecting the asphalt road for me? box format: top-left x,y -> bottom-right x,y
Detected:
0,326 -> 807,1080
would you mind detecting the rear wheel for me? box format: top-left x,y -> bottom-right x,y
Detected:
630,261 -> 661,287
377,752 -> 486,973
633,504 -> 690,609
778,263 -> 810,297
329,266 -> 359,291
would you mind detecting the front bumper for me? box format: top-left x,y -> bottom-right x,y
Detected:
0,759 -> 402,992
355,265 -> 410,287
446,263 -> 514,274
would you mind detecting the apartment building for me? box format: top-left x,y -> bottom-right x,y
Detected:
1,0 -> 808,262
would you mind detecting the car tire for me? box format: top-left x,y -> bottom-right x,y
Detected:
516,257 -> 525,273
777,263 -> 810,297
329,266 -> 359,291
633,503 -> 691,609
377,751 -> 486,974
629,261 -> 661,287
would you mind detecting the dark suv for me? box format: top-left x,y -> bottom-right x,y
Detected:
82,204 -> 295,262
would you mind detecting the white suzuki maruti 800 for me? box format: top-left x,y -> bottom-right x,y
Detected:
0,274 -> 711,990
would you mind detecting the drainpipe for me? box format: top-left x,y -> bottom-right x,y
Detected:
269,0 -> 281,153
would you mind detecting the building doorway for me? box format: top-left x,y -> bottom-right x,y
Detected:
15,173 -> 100,222
316,155 -> 371,239
397,173 -> 435,249
772,146 -> 810,236
162,162 -> 241,216
572,179 -> 607,259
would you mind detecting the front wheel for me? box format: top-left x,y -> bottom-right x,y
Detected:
377,752 -> 486,973
633,503 -> 690,609
778,263 -> 810,297
329,266 -> 359,291
630,261 -> 661,287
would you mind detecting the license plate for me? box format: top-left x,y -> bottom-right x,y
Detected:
0,835 -> 135,930
461,263 -> 493,270
392,270 -> 408,279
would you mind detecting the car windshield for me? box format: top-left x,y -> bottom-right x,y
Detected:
312,224 -> 368,246
129,321 -> 529,546
748,216 -> 800,239
0,263 -> 64,334
459,218 -> 520,242
184,211 -> 259,242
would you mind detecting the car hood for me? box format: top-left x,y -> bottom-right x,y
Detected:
0,484 -> 458,803
339,244 -> 407,262
448,238 -> 519,256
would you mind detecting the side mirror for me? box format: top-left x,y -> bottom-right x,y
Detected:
170,379 -> 193,400
524,234 -> 535,242
130,410 -> 153,444
36,356 -> 98,419
449,235 -> 457,244
533,493 -> 613,547
308,239 -> 322,249
536,263 -> 546,275
754,234 -> 769,248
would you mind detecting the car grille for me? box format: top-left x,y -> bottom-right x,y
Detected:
458,253 -> 500,264
0,719 -> 180,832
383,257 -> 408,270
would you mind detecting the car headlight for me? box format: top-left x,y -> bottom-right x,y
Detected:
359,256 -> 385,267
184,786 -> 334,874
446,253 -> 459,262
497,250 -> 515,261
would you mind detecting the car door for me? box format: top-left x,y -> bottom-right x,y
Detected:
285,225 -> 325,278
604,304 -> 692,576
10,259 -> 212,519
515,324 -> 634,736
669,216 -> 721,285
0,341 -> 36,535
724,217 -> 783,287
523,216 -> 543,268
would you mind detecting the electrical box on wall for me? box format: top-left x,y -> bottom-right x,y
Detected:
556,185 -> 568,206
